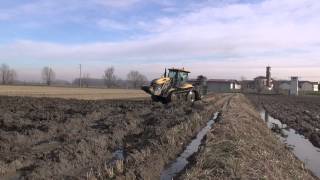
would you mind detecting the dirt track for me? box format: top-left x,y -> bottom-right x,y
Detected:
248,95 -> 320,148
0,96 -> 217,179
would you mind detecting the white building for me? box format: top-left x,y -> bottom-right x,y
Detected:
299,81 -> 319,92
278,80 -> 318,93
279,81 -> 290,90
205,79 -> 241,92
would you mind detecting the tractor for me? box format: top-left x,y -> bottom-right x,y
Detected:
141,68 -> 207,103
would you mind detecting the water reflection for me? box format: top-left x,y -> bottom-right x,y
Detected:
260,109 -> 320,178
160,112 -> 220,180
264,111 -> 269,123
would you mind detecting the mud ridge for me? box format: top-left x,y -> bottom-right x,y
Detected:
178,94 -> 317,179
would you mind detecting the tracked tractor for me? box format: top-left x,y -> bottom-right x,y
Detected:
141,68 -> 207,103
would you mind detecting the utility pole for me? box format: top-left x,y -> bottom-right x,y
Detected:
79,64 -> 82,88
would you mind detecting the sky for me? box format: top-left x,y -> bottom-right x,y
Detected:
0,0 -> 320,82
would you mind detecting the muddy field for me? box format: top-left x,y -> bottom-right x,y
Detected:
248,95 -> 320,148
0,94 -> 317,179
0,95 -> 217,179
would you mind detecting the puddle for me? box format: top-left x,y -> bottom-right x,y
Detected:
108,149 -> 124,166
260,109 -> 320,178
160,112 -> 220,180
113,149 -> 124,161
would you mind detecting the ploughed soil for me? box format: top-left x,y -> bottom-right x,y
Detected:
0,94 -> 317,179
0,95 -> 217,179
179,94 -> 317,180
248,94 -> 320,148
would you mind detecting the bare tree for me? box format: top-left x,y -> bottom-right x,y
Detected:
0,64 -> 17,84
103,66 -> 116,88
7,69 -> 17,84
195,75 -> 208,95
42,66 -> 55,86
127,70 -> 148,89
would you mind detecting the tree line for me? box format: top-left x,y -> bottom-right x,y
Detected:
0,63 -> 148,89
0,64 -> 17,85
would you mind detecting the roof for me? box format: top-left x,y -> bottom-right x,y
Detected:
254,76 -> 267,80
207,79 -> 240,84
168,68 -> 190,73
277,80 -> 318,88
277,80 -> 290,84
299,81 -> 318,86
188,79 -> 240,84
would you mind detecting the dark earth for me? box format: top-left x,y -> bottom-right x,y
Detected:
0,96 -> 217,179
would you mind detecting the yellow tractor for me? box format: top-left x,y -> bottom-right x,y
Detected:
142,68 -> 207,103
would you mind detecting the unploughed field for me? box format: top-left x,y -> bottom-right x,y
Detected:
0,94 -> 317,179
0,85 -> 149,100
248,94 -> 320,148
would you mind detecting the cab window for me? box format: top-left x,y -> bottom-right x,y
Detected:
168,71 -> 177,78
178,72 -> 188,82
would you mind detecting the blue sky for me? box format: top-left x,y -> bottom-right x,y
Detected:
0,0 -> 320,81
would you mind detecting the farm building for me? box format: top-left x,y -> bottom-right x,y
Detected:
299,81 -> 319,92
188,79 -> 241,93
275,80 -> 319,93
241,76 -> 274,93
206,79 -> 241,92
241,66 -> 274,93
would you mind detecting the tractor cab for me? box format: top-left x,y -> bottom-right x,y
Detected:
166,68 -> 190,88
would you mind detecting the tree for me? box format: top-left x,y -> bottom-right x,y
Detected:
7,69 -> 17,84
103,66 -> 116,88
196,75 -> 208,95
0,64 -> 17,84
127,70 -> 148,89
42,66 -> 55,86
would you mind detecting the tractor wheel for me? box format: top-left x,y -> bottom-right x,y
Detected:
151,95 -> 160,102
170,92 -> 178,103
164,92 -> 177,104
187,91 -> 196,104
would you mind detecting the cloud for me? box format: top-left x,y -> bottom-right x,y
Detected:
97,19 -> 129,30
1,0 -> 320,81
93,0 -> 142,8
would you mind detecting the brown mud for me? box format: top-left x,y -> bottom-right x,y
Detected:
0,95 -> 218,179
248,95 -> 320,148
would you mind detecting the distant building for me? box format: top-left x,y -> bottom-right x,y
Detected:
278,80 -> 290,90
299,81 -> 319,92
254,76 -> 274,91
206,79 -> 241,92
188,79 -> 241,93
241,80 -> 256,92
241,66 -> 274,93
276,79 -> 318,94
